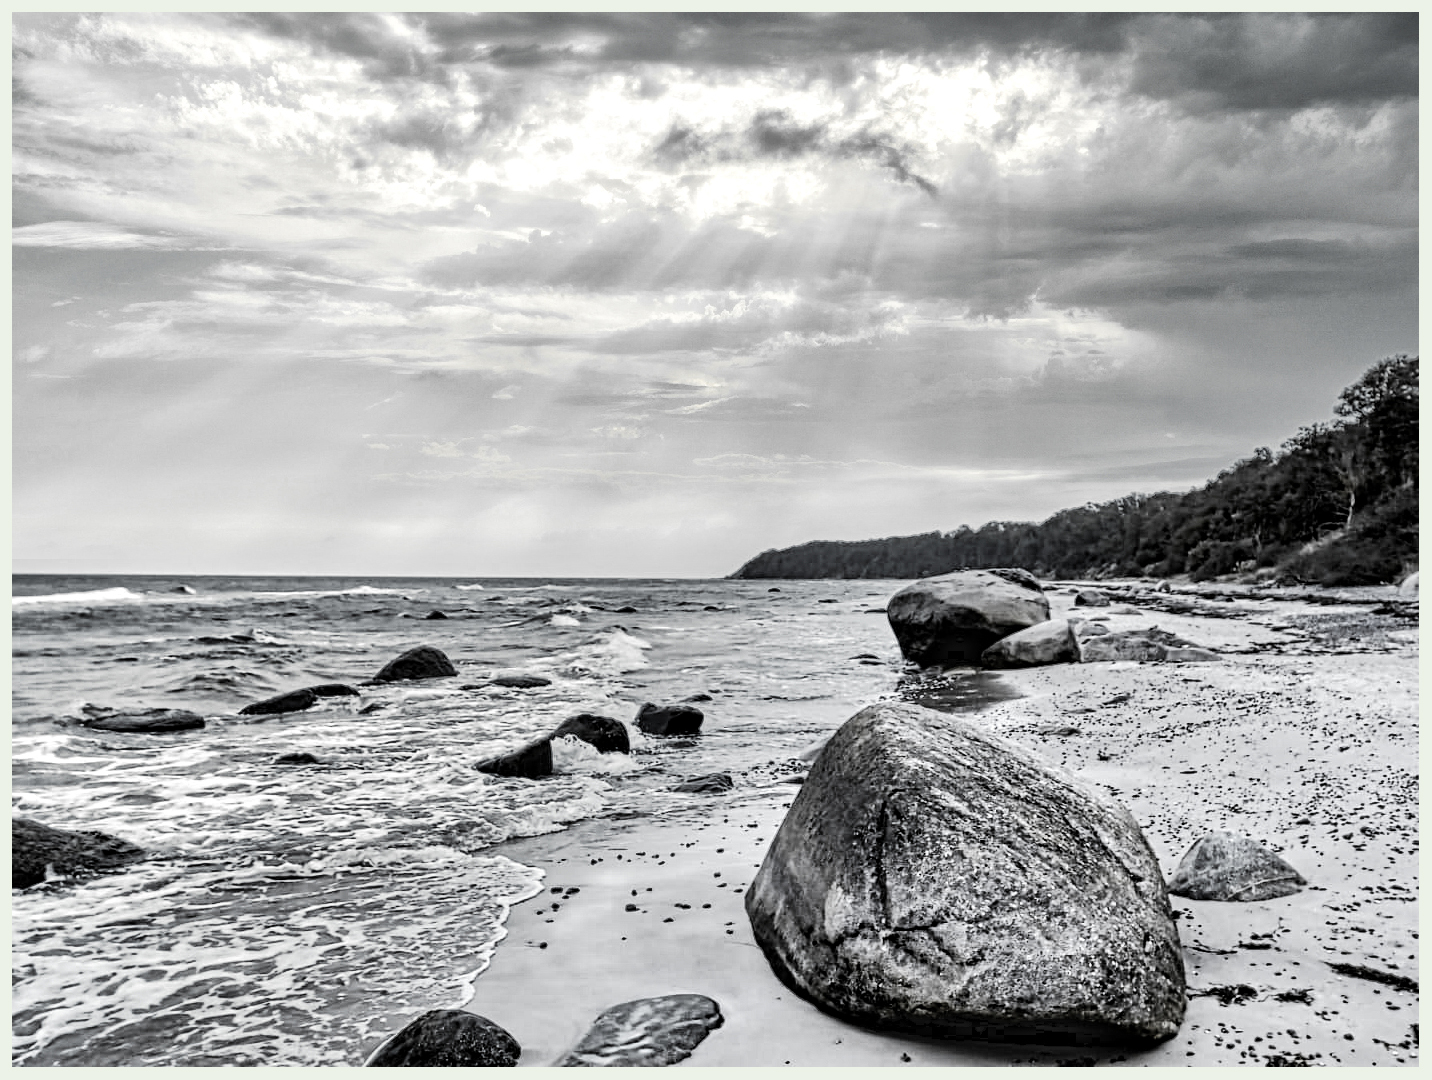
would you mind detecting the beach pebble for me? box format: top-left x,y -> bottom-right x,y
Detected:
555,994 -> 723,1067
980,619 -> 1078,669
886,568 -> 1050,666
551,714 -> 629,753
1166,832 -> 1307,901
635,703 -> 704,736
745,701 -> 1186,1046
370,645 -> 457,683
13,817 -> 146,889
240,688 -> 319,716
364,1009 -> 520,1067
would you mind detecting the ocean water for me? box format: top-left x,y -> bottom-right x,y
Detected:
11,574 -> 1008,1066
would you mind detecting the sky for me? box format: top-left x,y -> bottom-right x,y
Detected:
12,12 -> 1419,578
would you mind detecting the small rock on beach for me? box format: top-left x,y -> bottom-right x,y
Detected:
365,1009 -> 520,1067
555,994 -> 724,1067
1167,831 -> 1307,901
980,618 -> 1078,668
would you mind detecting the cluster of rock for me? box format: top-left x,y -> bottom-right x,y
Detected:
886,570 -> 1219,672
743,700 -> 1310,1049
473,701 -> 706,780
365,995 -> 723,1067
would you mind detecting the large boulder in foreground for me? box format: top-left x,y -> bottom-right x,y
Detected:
365,1009 -> 519,1067
744,702 -> 1186,1046
1166,832 -> 1306,902
886,569 -> 1050,666
981,619 -> 1078,669
635,703 -> 704,736
371,645 -> 457,683
79,707 -> 205,733
555,995 -> 723,1067
552,713 -> 629,753
13,818 -> 146,889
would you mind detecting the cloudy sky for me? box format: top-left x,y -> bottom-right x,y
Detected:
13,12 -> 1418,577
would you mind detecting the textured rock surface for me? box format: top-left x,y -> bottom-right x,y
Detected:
365,1009 -> 520,1067
273,752 -> 321,765
79,707 -> 205,733
673,772 -> 734,794
886,569 -> 1051,666
13,817 -> 146,889
476,738 -> 554,779
239,689 -> 319,716
1074,589 -> 1111,607
372,645 -> 457,682
307,683 -> 360,697
636,703 -> 704,736
1167,832 -> 1307,902
556,994 -> 723,1066
745,701 -> 1186,1046
1077,628 -> 1218,664
552,714 -> 629,753
491,674 -> 553,689
981,619 -> 1078,669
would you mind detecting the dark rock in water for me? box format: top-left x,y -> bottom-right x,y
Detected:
981,619 -> 1078,669
673,773 -> 734,794
887,568 -> 1050,666
616,605 -> 638,614
359,703 -> 385,715
552,714 -> 629,754
476,738 -> 553,779
1167,832 -> 1306,902
683,692 -> 713,703
1074,589 -> 1111,607
274,752 -> 321,765
636,702 -> 704,736
423,610 -> 450,620
372,645 -> 457,683
490,674 -> 552,689
1077,627 -> 1218,664
366,1009 -> 520,1067
555,994 -> 723,1067
745,701 -> 1186,1046
850,653 -> 880,660
13,817 -> 146,889
170,584 -> 196,595
768,587 -> 781,592
307,683 -> 360,698
79,707 -> 205,733
240,689 -> 319,716
703,605 -> 721,611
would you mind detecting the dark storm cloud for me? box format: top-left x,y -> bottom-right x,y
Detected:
233,12 -> 1416,112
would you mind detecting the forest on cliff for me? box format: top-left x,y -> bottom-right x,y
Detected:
731,355 -> 1418,587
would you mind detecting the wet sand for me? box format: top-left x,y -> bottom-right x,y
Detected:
466,583 -> 1419,1067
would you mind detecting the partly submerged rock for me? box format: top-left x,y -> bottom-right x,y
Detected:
490,674 -> 553,689
273,752 -> 321,766
636,703 -> 704,736
239,688 -> 318,716
476,738 -> 553,780
79,706 -> 205,733
13,817 -> 146,889
673,773 -> 734,794
981,619 -> 1078,669
744,701 -> 1186,1046
552,714 -> 629,754
365,1009 -> 520,1067
372,645 -> 457,683
555,994 -> 723,1067
1076,627 -> 1218,664
1166,832 -> 1307,902
423,610 -> 450,620
886,569 -> 1050,666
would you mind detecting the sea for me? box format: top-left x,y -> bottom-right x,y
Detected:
10,573 -> 1019,1067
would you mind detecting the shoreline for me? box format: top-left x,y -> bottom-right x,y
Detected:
457,582 -> 1418,1068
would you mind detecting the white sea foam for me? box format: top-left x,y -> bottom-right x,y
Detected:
454,583 -> 486,590
13,587 -> 144,607
549,613 -> 581,628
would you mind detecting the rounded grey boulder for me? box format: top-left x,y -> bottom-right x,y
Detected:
981,619 -> 1078,669
239,689 -> 318,716
1166,832 -> 1307,901
886,569 -> 1050,666
372,645 -> 457,683
744,701 -> 1186,1046
636,703 -> 704,736
365,1009 -> 519,1066
552,713 -> 629,753
79,707 -> 205,733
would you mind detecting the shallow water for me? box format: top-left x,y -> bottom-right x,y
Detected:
12,574 -> 1012,1066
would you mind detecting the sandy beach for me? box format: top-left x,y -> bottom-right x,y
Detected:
461,582 -> 1419,1067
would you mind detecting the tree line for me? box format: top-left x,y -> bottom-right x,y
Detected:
730,355 -> 1418,587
